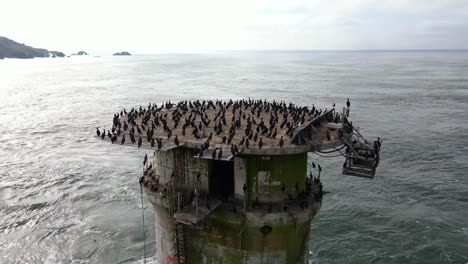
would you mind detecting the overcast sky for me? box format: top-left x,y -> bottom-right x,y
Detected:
1,0 -> 468,53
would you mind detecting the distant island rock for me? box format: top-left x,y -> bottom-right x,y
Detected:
49,51 -> 65,57
0,36 -> 65,59
77,51 -> 88,56
113,51 -> 131,56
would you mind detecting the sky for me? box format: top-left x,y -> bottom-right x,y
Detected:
1,0 -> 468,54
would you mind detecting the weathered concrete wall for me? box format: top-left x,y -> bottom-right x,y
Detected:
154,148 -> 210,193
234,157 -> 248,201
246,153 -> 307,203
154,149 -> 175,185
183,148 -> 210,193
186,204 -> 319,264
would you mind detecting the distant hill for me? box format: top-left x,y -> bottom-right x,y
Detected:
113,51 -> 131,56
0,36 -> 65,59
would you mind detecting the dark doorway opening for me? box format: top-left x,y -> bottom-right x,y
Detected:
209,160 -> 234,200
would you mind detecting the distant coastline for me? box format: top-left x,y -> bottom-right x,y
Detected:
0,36 -> 66,59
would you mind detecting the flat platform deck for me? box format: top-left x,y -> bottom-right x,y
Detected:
100,100 -> 345,155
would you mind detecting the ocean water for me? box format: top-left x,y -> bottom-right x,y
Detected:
0,51 -> 467,264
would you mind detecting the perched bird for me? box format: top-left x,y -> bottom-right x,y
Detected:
101,131 -> 105,140
217,148 -> 222,160
143,154 -> 147,166
239,137 -> 245,146
138,137 -> 142,148
279,136 -> 284,148
346,98 -> 350,108
96,127 -> 101,137
157,138 -> 162,150
151,138 -> 155,147
121,135 -> 126,145
258,137 -> 263,149
212,148 -> 217,159
174,135 -> 179,146
243,184 -> 247,193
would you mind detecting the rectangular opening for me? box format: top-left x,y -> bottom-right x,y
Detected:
209,160 -> 234,200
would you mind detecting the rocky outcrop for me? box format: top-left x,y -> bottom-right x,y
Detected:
49,51 -> 65,57
113,51 -> 131,56
0,36 -> 66,59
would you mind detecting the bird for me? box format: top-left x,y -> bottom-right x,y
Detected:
212,148 -> 217,159
121,135 -> 126,145
101,131 -> 105,140
138,137 -> 142,148
243,184 -> 247,193
174,135 -> 179,146
143,154 -> 147,166
151,138 -> 155,147
157,139 -> 162,150
312,162 -> 316,169
318,164 -> 322,172
258,137 -> 263,149
346,98 -> 350,108
96,127 -> 101,137
279,136 -> 284,148
239,137 -> 245,146
217,148 -> 222,160
167,130 -> 172,139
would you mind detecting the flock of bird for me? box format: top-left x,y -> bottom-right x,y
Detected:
97,99 -> 345,158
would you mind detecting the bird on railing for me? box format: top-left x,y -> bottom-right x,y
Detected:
96,127 -> 101,137
279,136 -> 284,148
217,148 -> 222,160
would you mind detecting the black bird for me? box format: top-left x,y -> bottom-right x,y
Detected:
312,162 -> 316,169
239,137 -> 245,146
221,136 -> 227,144
101,130 -> 105,140
243,183 -> 247,193
167,130 -> 172,139
151,138 -> 155,147
174,135 -> 179,146
318,164 -> 322,172
212,148 -> 217,159
245,138 -> 250,149
217,148 -> 222,160
258,137 -> 263,149
138,137 -> 142,148
143,154 -> 147,166
157,138 -> 162,150
279,136 -> 284,148
111,134 -> 117,144
121,135 -> 126,145
346,98 -> 350,108
96,127 -> 101,137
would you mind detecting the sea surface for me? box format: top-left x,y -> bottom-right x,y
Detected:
0,51 -> 467,264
